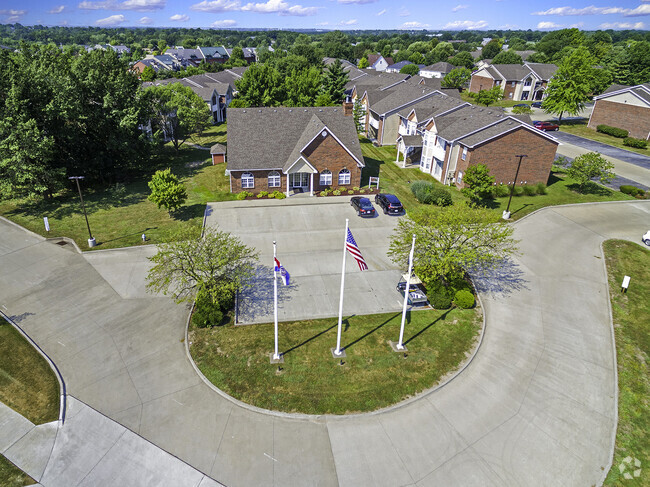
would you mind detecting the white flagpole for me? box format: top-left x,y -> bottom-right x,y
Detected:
334,219 -> 349,356
397,234 -> 416,350
273,241 -> 280,360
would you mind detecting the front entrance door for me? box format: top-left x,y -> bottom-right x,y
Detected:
290,172 -> 309,188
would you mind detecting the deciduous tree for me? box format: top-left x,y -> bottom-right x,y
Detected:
147,168 -> 187,213
388,203 -> 518,284
461,164 -> 495,203
474,85 -> 502,106
566,152 -> 615,192
442,67 -> 471,91
146,226 -> 259,304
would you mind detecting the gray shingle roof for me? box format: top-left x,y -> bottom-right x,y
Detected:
398,94 -> 467,122
399,135 -> 423,146
434,105 -> 508,141
525,62 -> 557,80
227,107 -> 364,172
387,61 -> 413,71
631,86 -> 650,104
210,143 -> 226,154
603,83 -> 631,94
422,62 -> 454,73
369,84 -> 440,115
456,118 -> 552,148
491,64 -> 529,81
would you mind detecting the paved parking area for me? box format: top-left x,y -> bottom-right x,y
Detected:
205,197 -> 405,324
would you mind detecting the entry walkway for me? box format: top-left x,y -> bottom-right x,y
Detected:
1,201 -> 649,486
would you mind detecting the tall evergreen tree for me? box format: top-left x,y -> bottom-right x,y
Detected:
322,59 -> 349,104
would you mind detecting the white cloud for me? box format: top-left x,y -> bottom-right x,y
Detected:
400,21 -> 429,29
533,5 -> 650,17
211,19 -> 237,26
96,13 -> 127,25
600,21 -> 645,28
79,0 -> 165,10
139,15 -> 153,23
537,21 -> 563,29
452,4 -> 468,12
0,9 -> 27,16
338,0 -> 376,3
120,0 -> 166,11
282,4 -> 319,15
398,7 -> 410,16
443,19 -> 488,29
48,5 -> 66,14
169,13 -> 189,21
240,0 -> 317,15
338,18 -> 358,25
190,0 -> 240,12
376,8 -> 386,15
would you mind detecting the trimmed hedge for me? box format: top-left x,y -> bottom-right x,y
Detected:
597,124 -> 628,138
623,137 -> 648,149
454,289 -> 475,309
620,185 -> 644,196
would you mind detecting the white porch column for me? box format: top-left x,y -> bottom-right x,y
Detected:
286,173 -> 290,197
403,148 -> 407,168
310,173 -> 314,196
395,144 -> 400,163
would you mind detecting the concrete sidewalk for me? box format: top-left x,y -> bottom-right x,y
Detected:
1,398 -> 221,486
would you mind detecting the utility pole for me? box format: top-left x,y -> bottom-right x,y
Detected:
69,176 -> 96,248
503,154 -> 527,220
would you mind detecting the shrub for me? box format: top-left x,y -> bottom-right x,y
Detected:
257,191 -> 268,198
192,288 -> 224,328
348,189 -> 355,194
272,190 -> 286,199
620,185 -> 643,196
493,183 -> 511,198
332,189 -> 342,196
353,186 -> 360,191
426,279 -> 453,309
513,186 -> 524,197
597,124 -> 628,138
236,191 -> 253,200
410,180 -> 433,203
454,289 -> 475,309
430,187 -> 453,206
522,184 -> 537,196
623,137 -> 648,149
535,182 -> 547,195
359,189 -> 366,194
449,276 -> 473,295
320,190 -> 329,197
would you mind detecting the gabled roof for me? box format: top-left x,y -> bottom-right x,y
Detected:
200,46 -> 229,58
387,61 -> 413,71
369,84 -> 440,116
421,62 -> 454,73
398,135 -> 423,147
490,64 -> 530,81
515,50 -> 535,61
594,83 -> 650,106
434,105 -> 508,141
166,48 -> 203,61
368,54 -> 393,67
525,62 -> 557,80
398,94 -> 468,123
227,107 -> 364,172
456,117 -> 556,148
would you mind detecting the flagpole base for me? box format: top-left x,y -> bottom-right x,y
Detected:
331,348 -> 346,358
269,353 -> 284,364
389,341 -> 407,352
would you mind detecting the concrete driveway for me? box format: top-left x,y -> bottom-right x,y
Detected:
1,201 -> 649,486
204,196 -> 403,324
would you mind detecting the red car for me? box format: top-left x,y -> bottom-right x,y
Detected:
534,121 -> 559,131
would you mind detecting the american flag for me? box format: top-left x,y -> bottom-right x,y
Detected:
346,228 -> 368,271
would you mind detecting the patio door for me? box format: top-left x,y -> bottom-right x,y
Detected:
290,172 -> 309,188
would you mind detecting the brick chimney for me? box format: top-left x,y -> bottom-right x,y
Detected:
343,95 -> 353,116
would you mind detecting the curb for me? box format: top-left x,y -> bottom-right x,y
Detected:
0,310 -> 67,425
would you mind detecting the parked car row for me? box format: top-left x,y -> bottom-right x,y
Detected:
512,101 -> 544,109
350,193 -> 404,218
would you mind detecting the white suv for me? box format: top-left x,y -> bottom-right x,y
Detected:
643,230 -> 650,246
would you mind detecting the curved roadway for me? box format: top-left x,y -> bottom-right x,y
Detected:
1,200 -> 648,486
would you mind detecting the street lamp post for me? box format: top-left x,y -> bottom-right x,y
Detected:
502,154 -> 527,220
69,176 -> 96,248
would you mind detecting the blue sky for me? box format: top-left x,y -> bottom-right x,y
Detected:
1,0 -> 648,31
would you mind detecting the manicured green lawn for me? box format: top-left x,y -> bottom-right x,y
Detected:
189,308 -> 481,414
0,319 -> 59,424
0,456 -> 35,487
0,124 -> 234,250
560,120 -> 650,156
603,240 -> 649,486
459,92 -> 525,108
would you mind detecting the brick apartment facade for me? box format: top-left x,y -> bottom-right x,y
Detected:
588,84 -> 650,140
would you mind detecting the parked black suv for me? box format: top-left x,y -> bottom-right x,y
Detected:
374,193 -> 404,215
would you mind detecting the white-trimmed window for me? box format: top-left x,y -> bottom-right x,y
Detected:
241,172 -> 254,189
320,170 -> 332,186
457,171 -> 463,185
461,146 -> 468,161
268,171 -> 280,188
338,168 -> 351,185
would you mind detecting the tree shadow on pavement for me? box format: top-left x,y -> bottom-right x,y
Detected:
469,258 -> 529,296
236,264 -> 295,324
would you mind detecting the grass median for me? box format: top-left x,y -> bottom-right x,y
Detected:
560,120 -> 650,156
603,240 -> 649,486
0,319 -> 59,424
190,308 -> 481,414
0,456 -> 35,487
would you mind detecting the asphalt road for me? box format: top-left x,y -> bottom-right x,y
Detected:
1,200 -> 649,486
552,131 -> 650,170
